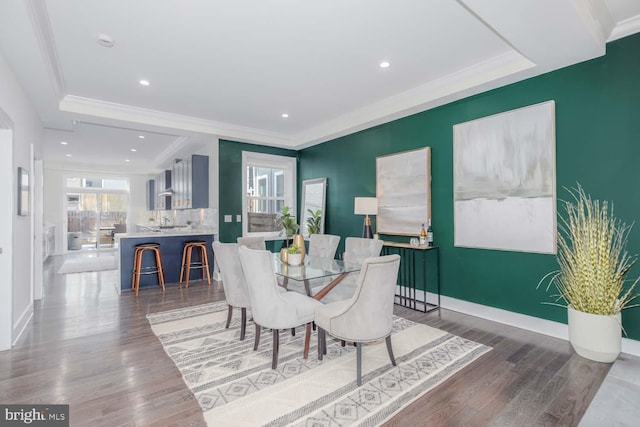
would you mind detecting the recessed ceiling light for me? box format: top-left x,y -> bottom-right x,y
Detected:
130,148 -> 137,152
65,154 -> 72,157
282,113 -> 289,118
97,33 -> 115,48
138,135 -> 145,139
125,159 -> 131,162
60,141 -> 68,145
139,80 -> 150,86
380,61 -> 390,68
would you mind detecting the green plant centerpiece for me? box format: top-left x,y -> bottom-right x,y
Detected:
276,206 -> 300,263
538,184 -> 639,362
277,206 -> 299,246
286,245 -> 303,265
306,209 -> 322,235
287,245 -> 301,254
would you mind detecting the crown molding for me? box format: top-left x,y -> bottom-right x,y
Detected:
59,95 -> 296,148
26,0 -> 65,99
152,136 -> 189,170
294,50 -> 534,148
608,14 -> 640,42
570,0 -> 611,47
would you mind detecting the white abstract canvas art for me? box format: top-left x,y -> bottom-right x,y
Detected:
453,101 -> 556,253
377,147 -> 431,235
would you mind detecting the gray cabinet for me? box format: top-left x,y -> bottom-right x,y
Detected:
172,154 -> 209,209
155,169 -> 172,211
146,179 -> 155,211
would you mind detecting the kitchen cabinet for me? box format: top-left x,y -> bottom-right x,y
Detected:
146,179 -> 155,211
155,169 -> 172,211
172,154 -> 209,209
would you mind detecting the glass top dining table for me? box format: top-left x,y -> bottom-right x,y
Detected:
272,253 -> 361,300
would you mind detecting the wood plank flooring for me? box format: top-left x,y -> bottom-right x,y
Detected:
0,253 -> 610,426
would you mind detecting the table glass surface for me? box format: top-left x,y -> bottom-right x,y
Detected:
272,254 -> 361,281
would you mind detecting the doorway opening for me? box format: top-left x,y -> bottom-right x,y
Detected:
65,177 -> 128,251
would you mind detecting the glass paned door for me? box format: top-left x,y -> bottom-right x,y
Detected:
97,193 -> 127,248
67,192 -> 127,250
67,193 -> 98,249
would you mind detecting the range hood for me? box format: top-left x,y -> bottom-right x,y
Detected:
158,188 -> 173,196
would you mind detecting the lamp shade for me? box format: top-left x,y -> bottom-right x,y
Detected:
354,197 -> 378,215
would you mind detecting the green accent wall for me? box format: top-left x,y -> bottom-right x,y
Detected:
218,139 -> 297,250
298,33 -> 640,340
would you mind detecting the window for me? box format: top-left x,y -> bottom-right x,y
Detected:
242,152 -> 296,239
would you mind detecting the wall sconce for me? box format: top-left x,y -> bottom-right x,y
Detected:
354,197 -> 378,238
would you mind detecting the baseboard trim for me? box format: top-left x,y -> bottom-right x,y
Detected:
405,291 -> 640,358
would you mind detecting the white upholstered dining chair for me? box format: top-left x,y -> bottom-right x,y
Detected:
238,246 -> 323,369
314,237 -> 385,303
308,234 -> 341,259
212,241 -> 251,341
314,254 -> 401,386
343,237 -> 384,264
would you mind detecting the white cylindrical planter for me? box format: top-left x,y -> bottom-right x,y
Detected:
568,305 -> 621,363
287,253 -> 302,266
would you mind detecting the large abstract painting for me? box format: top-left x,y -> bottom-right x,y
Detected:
377,147 -> 431,235
453,101 -> 556,253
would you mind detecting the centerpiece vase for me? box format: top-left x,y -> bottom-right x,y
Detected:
292,234 -> 306,261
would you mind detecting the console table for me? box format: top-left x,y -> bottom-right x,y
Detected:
381,241 -> 440,313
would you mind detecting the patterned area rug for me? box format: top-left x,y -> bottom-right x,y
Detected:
147,302 -> 491,427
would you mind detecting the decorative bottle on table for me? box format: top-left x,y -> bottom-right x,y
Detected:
427,219 -> 434,247
419,224 -> 427,246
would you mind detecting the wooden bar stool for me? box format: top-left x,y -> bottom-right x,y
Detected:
180,240 -> 212,287
131,243 -> 166,296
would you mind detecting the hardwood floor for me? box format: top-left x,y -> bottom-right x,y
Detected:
0,253 -> 610,426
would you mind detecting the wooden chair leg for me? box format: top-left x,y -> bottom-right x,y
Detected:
225,305 -> 233,329
253,324 -> 261,351
341,340 -> 345,347
385,335 -> 396,366
134,248 -> 143,296
179,244 -> 188,283
291,328 -> 295,336
154,248 -> 165,291
356,342 -> 362,386
131,248 -> 140,293
272,329 -> 280,370
240,307 -> 247,341
185,245 -> 193,288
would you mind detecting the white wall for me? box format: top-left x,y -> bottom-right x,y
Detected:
0,52 -> 43,351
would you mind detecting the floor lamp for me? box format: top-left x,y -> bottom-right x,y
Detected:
354,197 -> 378,239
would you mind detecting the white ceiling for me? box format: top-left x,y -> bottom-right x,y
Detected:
0,0 -> 639,174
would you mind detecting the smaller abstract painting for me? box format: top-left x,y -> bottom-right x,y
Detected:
453,101 -> 556,253
377,147 -> 431,236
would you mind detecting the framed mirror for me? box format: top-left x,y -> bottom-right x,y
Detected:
300,177 -> 327,237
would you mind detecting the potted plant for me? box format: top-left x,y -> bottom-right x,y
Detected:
277,206 -> 299,245
186,220 -> 192,229
277,206 -> 300,262
306,209 -> 322,235
287,245 -> 303,266
538,184 -> 639,362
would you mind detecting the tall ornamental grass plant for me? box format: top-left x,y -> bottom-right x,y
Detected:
539,185 -> 639,315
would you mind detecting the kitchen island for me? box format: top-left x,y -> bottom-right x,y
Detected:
115,229 -> 216,294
